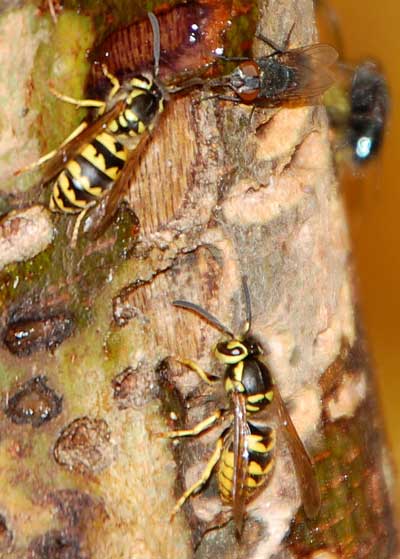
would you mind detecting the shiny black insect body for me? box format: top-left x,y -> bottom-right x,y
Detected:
314,0 -> 389,164
208,33 -> 338,106
348,62 -> 389,163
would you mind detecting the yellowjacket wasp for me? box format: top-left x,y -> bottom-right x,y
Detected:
15,13 -> 166,244
163,280 -> 320,535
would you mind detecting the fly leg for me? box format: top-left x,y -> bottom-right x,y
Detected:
201,93 -> 244,104
256,22 -> 296,54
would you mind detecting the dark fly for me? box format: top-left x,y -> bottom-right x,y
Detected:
207,34 -> 338,106
347,61 -> 389,163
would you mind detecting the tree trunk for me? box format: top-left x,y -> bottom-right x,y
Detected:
0,1 -> 398,558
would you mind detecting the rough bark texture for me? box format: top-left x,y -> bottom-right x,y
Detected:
0,1 -> 398,559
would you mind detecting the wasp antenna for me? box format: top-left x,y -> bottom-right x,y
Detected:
173,300 -> 234,337
242,277 -> 252,334
148,12 -> 161,78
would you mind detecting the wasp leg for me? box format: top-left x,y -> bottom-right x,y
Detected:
101,64 -> 121,98
162,409 -> 223,439
70,202 -> 96,248
171,437 -> 223,521
49,87 -> 106,110
177,358 -> 218,385
14,121 -> 89,175
49,64 -> 121,110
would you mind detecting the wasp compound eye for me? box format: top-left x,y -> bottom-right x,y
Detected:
215,340 -> 249,365
216,341 -> 245,357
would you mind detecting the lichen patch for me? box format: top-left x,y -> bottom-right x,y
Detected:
327,372 -> 367,421
0,6 -> 49,178
0,206 -> 54,270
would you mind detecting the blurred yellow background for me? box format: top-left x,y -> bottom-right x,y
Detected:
319,1 -> 400,469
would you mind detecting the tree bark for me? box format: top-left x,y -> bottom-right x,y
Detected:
0,1 -> 398,558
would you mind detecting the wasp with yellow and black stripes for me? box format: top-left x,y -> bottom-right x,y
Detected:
163,280 -> 320,535
15,12 -> 165,242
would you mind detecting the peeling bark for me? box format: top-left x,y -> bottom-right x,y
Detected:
0,1 -> 398,558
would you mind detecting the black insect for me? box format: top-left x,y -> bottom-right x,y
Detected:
347,62 -> 389,163
207,32 -> 338,106
314,0 -> 389,163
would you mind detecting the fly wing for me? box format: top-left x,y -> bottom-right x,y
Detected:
232,392 -> 251,536
41,100 -> 126,182
83,129 -> 151,238
273,384 -> 321,518
266,43 -> 338,104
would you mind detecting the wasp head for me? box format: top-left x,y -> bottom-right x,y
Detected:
214,335 -> 262,364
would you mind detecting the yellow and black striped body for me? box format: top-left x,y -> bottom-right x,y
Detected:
216,336 -> 277,504
50,76 -> 164,213
221,340 -> 275,414
168,295 -> 320,532
218,422 -> 276,504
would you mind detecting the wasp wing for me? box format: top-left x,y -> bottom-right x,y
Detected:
83,129 -> 152,238
40,100 -> 126,183
273,383 -> 321,518
262,43 -> 338,104
231,391 -> 251,536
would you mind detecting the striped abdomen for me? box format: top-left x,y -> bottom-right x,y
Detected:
50,80 -> 164,214
217,422 -> 276,504
50,131 -> 127,213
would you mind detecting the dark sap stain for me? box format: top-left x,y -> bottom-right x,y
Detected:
112,365 -> 158,409
112,367 -> 138,409
54,417 -> 113,474
3,313 -> 74,357
112,278 -> 148,327
28,529 -> 85,559
0,513 -> 12,552
46,489 -> 106,533
4,376 -> 62,428
89,1 -> 233,96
